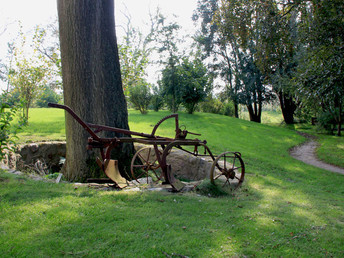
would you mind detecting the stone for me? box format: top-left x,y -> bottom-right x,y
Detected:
134,143 -> 213,181
2,141 -> 66,173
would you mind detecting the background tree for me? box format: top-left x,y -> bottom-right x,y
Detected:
193,0 -> 241,118
252,0 -> 300,124
154,14 -> 183,113
118,11 -> 153,96
128,80 -> 152,114
57,0 -> 133,181
178,56 -> 212,114
212,0 -> 275,122
150,84 -> 164,112
7,25 -> 50,120
296,0 -> 344,136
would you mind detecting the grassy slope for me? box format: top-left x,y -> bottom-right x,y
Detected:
2,108 -> 343,257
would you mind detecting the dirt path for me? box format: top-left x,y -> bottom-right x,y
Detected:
290,134 -> 344,175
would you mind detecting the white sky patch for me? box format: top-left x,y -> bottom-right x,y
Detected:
0,0 -> 199,91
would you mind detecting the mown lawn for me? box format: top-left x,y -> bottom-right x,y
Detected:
1,108 -> 343,257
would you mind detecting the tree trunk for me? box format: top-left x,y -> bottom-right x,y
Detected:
234,102 -> 239,118
278,90 -> 297,125
247,104 -> 261,123
57,0 -> 133,181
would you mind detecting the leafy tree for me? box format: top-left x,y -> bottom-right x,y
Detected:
35,85 -> 62,107
193,0 -> 240,118
213,0 -> 274,122
286,0 -> 344,135
154,13 -> 183,113
251,0 -> 300,124
57,0 -> 133,181
128,80 -> 152,114
194,0 -> 275,122
118,11 -> 153,96
178,57 -> 212,114
159,58 -> 182,113
150,84 -> 164,112
7,25 -> 51,120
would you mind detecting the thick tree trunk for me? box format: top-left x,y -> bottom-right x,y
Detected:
247,104 -> 261,123
278,91 -> 297,125
57,0 -> 133,181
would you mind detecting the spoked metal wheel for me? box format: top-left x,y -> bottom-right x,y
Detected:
210,152 -> 245,189
130,147 -> 163,184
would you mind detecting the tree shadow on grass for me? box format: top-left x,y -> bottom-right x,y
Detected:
1,165 -> 344,257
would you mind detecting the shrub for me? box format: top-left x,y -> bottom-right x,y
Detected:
0,93 -> 25,161
129,82 -> 152,114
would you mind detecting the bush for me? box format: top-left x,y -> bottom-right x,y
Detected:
129,82 -> 152,114
200,96 -> 235,116
0,93 -> 25,161
316,109 -> 341,134
150,85 -> 164,112
35,86 -> 62,107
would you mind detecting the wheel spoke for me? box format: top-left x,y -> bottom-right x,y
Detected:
138,152 -> 148,163
232,155 -> 236,170
210,152 -> 245,189
214,173 -> 222,180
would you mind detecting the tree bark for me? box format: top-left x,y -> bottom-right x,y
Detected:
278,90 -> 297,125
57,0 -> 133,181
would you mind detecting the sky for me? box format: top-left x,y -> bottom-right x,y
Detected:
0,0 -> 199,90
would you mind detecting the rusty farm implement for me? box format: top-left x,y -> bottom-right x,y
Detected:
48,103 -> 245,191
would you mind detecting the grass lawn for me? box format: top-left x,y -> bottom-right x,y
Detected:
1,108 -> 344,257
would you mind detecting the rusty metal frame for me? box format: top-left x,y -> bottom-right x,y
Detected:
48,103 -> 243,191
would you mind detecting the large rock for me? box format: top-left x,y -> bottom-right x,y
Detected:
3,141 -> 66,172
134,144 -> 213,181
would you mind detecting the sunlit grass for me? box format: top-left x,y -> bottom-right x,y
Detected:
316,135 -> 344,168
2,108 -> 343,256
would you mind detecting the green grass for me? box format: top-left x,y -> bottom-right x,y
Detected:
17,108 -> 65,142
317,135 -> 344,168
2,108 -> 344,257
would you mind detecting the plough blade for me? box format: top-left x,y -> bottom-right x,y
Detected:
166,165 -> 186,192
103,159 -> 128,188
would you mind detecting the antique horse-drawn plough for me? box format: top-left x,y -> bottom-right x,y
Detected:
48,103 -> 245,191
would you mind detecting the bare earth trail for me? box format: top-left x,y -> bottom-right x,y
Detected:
290,133 -> 344,175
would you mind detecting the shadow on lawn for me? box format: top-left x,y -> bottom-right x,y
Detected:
1,166 -> 343,257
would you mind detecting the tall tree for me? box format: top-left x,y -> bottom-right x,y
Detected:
7,26 -> 50,120
296,0 -> 344,135
193,0 -> 241,118
57,0 -> 133,181
254,0 -> 300,124
213,0 -> 274,122
154,14 -> 182,113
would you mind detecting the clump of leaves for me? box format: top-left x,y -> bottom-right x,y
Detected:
196,179 -> 229,197
0,93 -> 25,161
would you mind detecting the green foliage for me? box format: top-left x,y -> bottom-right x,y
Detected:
195,0 -> 275,122
178,57 -> 212,114
0,93 -> 25,161
316,109 -> 342,135
35,86 -> 62,108
295,0 -> 344,135
118,11 -> 155,97
150,85 -> 164,112
7,24 -> 57,120
200,95 -> 234,116
128,81 -> 152,114
159,60 -> 182,113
